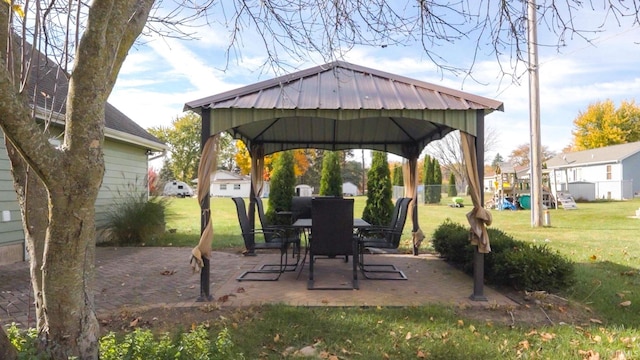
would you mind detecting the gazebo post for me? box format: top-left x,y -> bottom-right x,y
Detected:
198,108 -> 212,301
470,110 -> 488,301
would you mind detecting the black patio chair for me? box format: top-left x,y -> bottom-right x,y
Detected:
232,197 -> 300,281
255,196 -> 302,266
308,198 -> 359,290
357,197 -> 411,280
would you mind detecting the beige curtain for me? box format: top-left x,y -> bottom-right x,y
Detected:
403,157 -> 425,254
190,134 -> 220,272
250,144 -> 265,197
460,132 -> 492,253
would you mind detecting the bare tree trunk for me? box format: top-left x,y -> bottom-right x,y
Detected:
6,143 -> 48,328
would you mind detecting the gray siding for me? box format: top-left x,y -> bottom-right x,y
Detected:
622,152 -> 640,196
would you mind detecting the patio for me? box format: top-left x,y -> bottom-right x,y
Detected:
0,247 -> 516,329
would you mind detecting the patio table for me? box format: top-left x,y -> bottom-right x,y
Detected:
292,218 -> 370,287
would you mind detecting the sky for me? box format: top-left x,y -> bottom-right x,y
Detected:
108,4 -> 640,166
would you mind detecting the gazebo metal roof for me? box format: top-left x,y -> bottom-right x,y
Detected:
184,61 -> 503,158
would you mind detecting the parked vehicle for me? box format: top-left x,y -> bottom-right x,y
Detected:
163,180 -> 194,198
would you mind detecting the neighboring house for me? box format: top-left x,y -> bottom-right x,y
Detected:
210,170 -> 252,197
545,141 -> 640,201
295,184 -> 313,197
342,182 -> 359,196
0,48 -> 166,265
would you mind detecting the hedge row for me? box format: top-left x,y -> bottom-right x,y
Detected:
431,219 -> 575,292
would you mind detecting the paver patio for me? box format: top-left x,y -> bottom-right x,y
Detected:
0,247 -> 516,329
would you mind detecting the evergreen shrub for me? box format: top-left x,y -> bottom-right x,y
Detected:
431,220 -> 575,292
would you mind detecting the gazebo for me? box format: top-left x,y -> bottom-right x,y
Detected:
184,61 -> 503,301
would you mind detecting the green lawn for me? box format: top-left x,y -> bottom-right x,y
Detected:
156,195 -> 640,358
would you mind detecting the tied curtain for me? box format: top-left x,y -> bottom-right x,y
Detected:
191,134 -> 220,271
461,132 -> 492,253
402,157 -> 424,255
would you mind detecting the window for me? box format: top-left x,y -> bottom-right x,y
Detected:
220,184 -> 227,190
606,165 -> 612,180
234,184 -> 241,190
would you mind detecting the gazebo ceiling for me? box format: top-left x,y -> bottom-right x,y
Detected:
184,61 -> 504,158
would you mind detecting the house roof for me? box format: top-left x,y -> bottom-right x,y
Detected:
546,141 -> 640,169
25,44 -> 165,151
184,61 -> 503,158
211,170 -> 250,182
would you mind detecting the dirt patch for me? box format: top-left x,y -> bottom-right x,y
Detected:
98,290 -> 596,336
456,289 -> 597,328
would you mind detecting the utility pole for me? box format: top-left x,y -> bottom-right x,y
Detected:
528,0 -> 543,226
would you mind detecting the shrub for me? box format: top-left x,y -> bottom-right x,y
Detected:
492,244 -> 575,292
104,191 -> 168,246
319,151 -> 343,196
362,151 -> 394,226
266,151 -> 296,225
431,219 -> 473,265
431,220 -> 575,293
447,172 -> 458,197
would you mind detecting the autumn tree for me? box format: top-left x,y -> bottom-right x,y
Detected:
235,140 -> 252,175
508,144 -> 555,167
149,114 -> 235,182
572,99 -> 640,150
149,112 -> 201,182
362,151 -> 394,226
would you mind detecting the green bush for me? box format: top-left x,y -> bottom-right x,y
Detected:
7,323 -> 242,359
431,220 -> 575,292
431,219 -> 473,265
362,151 -> 394,226
266,151 -> 296,225
104,191 -> 168,246
492,244 -> 575,291
319,151 -> 343,196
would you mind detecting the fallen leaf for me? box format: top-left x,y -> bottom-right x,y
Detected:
160,270 -> 175,276
578,349 -> 600,360
612,350 -> 627,360
540,332 -> 556,341
417,350 -> 426,358
328,356 -> 339,360
457,319 -> 464,327
405,332 -> 412,340
589,255 -> 597,261
518,340 -> 530,350
590,318 -> 603,324
274,333 -> 280,342
218,294 -> 229,302
236,287 -> 246,293
619,301 -> 632,307
129,317 -> 140,327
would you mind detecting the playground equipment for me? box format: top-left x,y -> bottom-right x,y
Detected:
487,162 -> 556,210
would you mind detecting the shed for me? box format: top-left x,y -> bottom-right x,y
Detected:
342,182 -> 359,196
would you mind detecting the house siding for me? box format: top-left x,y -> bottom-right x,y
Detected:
0,133 -> 26,264
622,152 -> 640,197
0,133 -> 150,265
